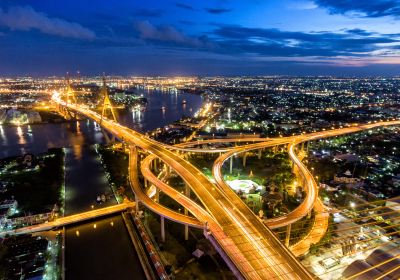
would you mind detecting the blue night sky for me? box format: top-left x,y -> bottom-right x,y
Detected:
1,0 -> 400,76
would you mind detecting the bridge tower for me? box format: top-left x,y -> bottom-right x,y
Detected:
64,76 -> 77,104
57,76 -> 78,120
100,77 -> 117,124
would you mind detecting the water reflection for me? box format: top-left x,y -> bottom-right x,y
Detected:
117,89 -> 203,132
0,125 -> 6,146
16,126 -> 26,145
65,215 -> 146,280
0,121 -> 104,158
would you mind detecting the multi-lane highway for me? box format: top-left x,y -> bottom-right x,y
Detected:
52,92 -> 400,280
53,93 -> 314,280
0,202 -> 135,237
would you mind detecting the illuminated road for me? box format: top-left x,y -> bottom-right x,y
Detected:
128,147 -> 203,228
172,137 -> 270,153
144,137 -> 330,256
0,202 -> 135,237
53,93 -> 400,280
290,198 -> 329,256
213,121 -> 400,230
53,93 -> 313,280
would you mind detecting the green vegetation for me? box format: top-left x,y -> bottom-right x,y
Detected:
37,109 -> 65,123
97,145 -> 132,201
222,150 -> 295,191
145,212 -> 232,279
272,212 -> 315,246
308,214 -> 334,254
0,148 -> 64,214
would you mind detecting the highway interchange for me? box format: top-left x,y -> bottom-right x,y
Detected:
11,91 -> 398,279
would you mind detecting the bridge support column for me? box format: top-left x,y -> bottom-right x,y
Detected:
185,183 -> 191,198
165,164 -> 171,176
184,224 -> 189,241
242,153 -> 247,167
230,157 -> 233,174
258,149 -> 262,160
153,158 -> 158,172
135,193 -> 139,212
144,178 -> 148,188
184,184 -> 190,240
101,128 -> 111,143
160,216 -> 165,242
285,223 -> 291,247
155,187 -> 160,202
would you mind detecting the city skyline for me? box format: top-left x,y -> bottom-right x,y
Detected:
1,0 -> 400,76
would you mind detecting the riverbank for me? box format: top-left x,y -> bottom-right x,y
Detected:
0,148 -> 64,215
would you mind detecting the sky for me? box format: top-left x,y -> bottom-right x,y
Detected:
1,0 -> 400,76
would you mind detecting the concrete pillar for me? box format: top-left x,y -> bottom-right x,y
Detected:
242,153 -> 247,167
161,216 -> 165,242
184,184 -> 190,240
230,156 -> 233,174
285,223 -> 291,247
155,187 -> 159,202
185,184 -> 191,198
144,179 -> 148,188
153,158 -> 158,172
165,164 -> 171,176
135,193 -> 139,212
258,149 -> 262,160
101,128 -> 111,143
184,224 -> 189,241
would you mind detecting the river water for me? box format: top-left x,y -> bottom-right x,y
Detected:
0,89 -> 203,280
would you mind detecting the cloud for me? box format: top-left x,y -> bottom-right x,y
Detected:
345,28 -> 377,36
133,20 -> 210,48
314,0 -> 400,17
212,25 -> 399,55
0,5 -> 96,39
288,1 -> 318,10
130,20 -> 400,67
205,8 -> 232,14
176,2 -> 195,11
133,9 -> 163,18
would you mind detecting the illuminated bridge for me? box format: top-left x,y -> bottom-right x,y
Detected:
47,81 -> 400,280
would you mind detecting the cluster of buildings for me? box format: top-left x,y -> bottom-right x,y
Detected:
1,234 -> 51,279
0,109 -> 42,125
311,127 -> 400,202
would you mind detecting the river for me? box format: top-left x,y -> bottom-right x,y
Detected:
0,89 -> 203,279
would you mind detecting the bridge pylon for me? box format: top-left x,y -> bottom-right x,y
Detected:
65,76 -> 77,104
58,76 -> 78,120
100,77 -> 117,124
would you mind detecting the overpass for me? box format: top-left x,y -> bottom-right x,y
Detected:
53,92 -> 314,280
53,90 -> 400,279
0,202 -> 135,237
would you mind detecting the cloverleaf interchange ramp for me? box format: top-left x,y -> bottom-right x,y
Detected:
52,93 -> 315,279
46,92 -> 400,279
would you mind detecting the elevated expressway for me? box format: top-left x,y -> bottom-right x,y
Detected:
0,202 -> 135,237
213,121 -> 400,229
53,93 -> 314,280
141,121 -> 400,256
53,93 -> 399,279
